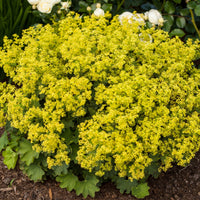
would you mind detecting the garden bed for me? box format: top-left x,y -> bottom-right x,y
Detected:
0,127 -> 200,200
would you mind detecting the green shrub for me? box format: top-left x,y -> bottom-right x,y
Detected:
0,12 -> 200,198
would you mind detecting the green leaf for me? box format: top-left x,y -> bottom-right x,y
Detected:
102,4 -> 112,12
145,162 -> 160,178
18,139 -> 39,166
61,128 -> 77,145
2,147 -> 18,169
25,164 -> 45,182
163,15 -> 174,32
173,0 -> 181,3
185,23 -> 196,33
116,177 -> 138,194
164,1 -> 176,14
131,182 -> 150,199
169,28 -> 185,37
52,163 -> 68,176
75,175 -> 100,198
195,5 -> 200,16
176,17 -> 186,28
187,1 -> 197,9
180,8 -> 189,16
56,173 -> 78,191
0,131 -> 8,151
9,134 -> 20,149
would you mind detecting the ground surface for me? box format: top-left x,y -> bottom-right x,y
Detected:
0,127 -> 200,200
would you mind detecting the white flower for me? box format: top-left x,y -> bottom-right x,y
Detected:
118,12 -> 145,25
27,0 -> 40,5
61,1 -> 71,10
37,1 -> 53,13
94,8 -> 104,17
145,9 -> 164,26
45,0 -> 61,5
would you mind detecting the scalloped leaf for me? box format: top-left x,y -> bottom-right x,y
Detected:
75,175 -> 100,198
2,147 -> 18,169
116,177 -> 138,194
56,173 -> 78,191
24,164 -> 45,182
131,182 -> 150,199
52,163 -> 68,176
18,139 -> 39,166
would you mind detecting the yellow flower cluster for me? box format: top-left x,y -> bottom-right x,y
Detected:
0,12 -> 200,180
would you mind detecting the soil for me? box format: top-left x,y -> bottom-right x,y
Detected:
0,127 -> 200,200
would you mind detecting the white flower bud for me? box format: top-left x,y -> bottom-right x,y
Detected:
61,1 -> 71,10
87,6 -> 92,12
146,9 -> 164,26
27,0 -> 40,5
37,1 -> 53,13
94,8 -> 104,17
118,12 -> 145,25
96,3 -> 101,8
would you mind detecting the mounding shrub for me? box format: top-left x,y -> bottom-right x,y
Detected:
0,12 -> 200,198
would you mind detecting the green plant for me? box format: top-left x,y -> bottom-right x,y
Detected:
0,12 -> 200,199
0,0 -> 42,82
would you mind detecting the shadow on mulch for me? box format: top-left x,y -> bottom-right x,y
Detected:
0,127 -> 200,200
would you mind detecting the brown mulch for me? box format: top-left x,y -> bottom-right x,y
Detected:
0,127 -> 200,200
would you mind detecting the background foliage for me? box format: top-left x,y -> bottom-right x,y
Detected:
69,0 -> 200,40
0,0 -> 41,81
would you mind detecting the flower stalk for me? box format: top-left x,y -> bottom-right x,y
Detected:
189,9 -> 200,39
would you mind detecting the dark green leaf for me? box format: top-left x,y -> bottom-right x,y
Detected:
102,4 -> 112,12
52,163 -> 68,176
162,15 -> 174,32
116,177 -> 138,194
0,131 -> 8,151
164,1 -> 176,14
195,5 -> 200,16
180,8 -> 189,16
176,17 -> 186,28
173,0 -> 181,3
145,162 -> 160,178
2,147 -> 18,169
185,23 -> 196,33
56,173 -> 78,191
169,28 -> 185,37
152,0 -> 162,9
75,175 -> 100,198
131,182 -> 150,199
187,1 -> 197,9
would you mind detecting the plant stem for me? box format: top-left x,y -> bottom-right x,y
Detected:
116,0 -> 125,13
189,9 -> 200,39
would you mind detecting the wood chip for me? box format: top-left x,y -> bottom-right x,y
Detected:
0,187 -> 13,192
49,188 -> 53,200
